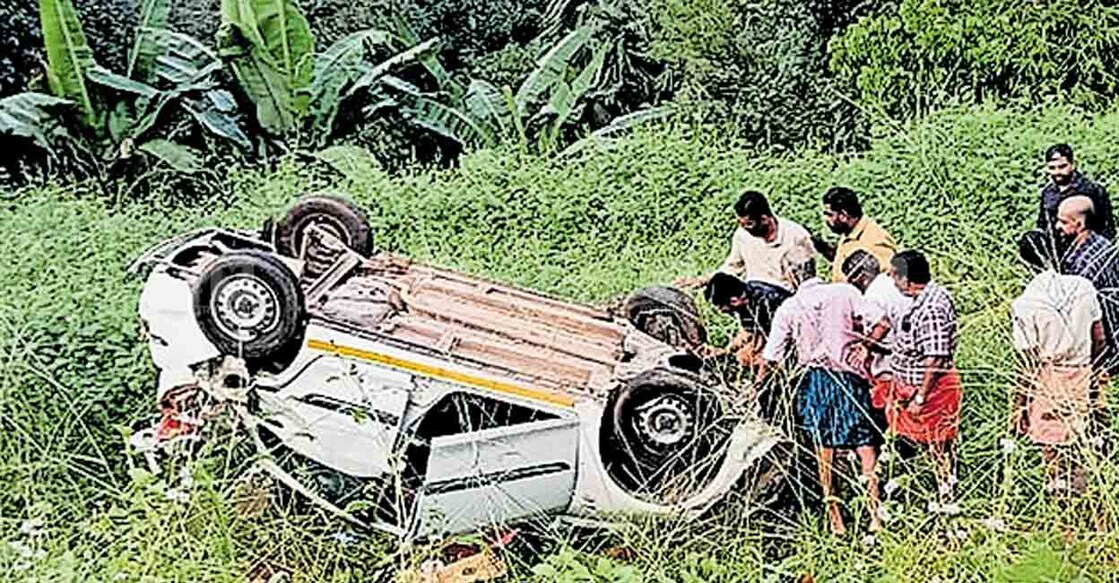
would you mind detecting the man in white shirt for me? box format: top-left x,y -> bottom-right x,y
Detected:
759,277 -> 889,535
842,250 -> 913,401
1011,229 -> 1106,496
677,190 -> 816,292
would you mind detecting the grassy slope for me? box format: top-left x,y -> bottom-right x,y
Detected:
3,104 -> 1119,581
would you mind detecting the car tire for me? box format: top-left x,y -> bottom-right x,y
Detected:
274,194 -> 373,278
624,286 -> 707,348
194,251 -> 306,362
602,368 -> 731,501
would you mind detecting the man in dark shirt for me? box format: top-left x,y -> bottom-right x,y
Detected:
703,272 -> 793,366
1057,196 -> 1119,373
1038,143 -> 1114,240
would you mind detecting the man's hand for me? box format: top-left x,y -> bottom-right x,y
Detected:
695,344 -> 729,358
811,235 -> 837,261
846,344 -> 870,371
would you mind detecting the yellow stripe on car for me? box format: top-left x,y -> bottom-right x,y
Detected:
306,339 -> 577,408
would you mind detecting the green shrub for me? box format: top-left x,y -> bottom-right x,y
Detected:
645,0 -> 867,151
831,0 -> 1119,121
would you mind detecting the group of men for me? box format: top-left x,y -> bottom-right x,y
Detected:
674,143 -> 1113,535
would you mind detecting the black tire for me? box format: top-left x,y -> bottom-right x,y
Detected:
194,251 -> 306,362
625,286 -> 707,348
601,368 -> 732,502
274,194 -> 373,278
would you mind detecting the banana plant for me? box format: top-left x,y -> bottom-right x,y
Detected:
218,0 -> 440,145
0,93 -> 77,162
8,0 -> 251,177
396,26 -> 616,152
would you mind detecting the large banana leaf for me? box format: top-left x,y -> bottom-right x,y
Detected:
218,26 -> 287,134
139,139 -> 203,173
127,0 -> 170,82
184,90 -> 252,150
402,97 -> 496,149
38,0 -> 99,128
223,0 -> 314,102
219,24 -> 297,135
145,29 -> 221,86
540,41 -> 608,130
87,67 -> 161,99
346,37 -> 440,99
464,79 -> 511,139
393,17 -> 461,97
0,93 -> 75,155
219,0 -> 312,133
310,29 -> 392,127
514,26 -> 590,116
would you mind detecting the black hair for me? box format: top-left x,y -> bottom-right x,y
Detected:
1045,143 -> 1074,164
822,186 -> 863,218
890,250 -> 931,285
1017,229 -> 1056,272
704,272 -> 748,307
841,249 -> 880,280
733,190 -> 772,219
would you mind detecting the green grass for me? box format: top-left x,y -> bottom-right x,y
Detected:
4,103 -> 1119,581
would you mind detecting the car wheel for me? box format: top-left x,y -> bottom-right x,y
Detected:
603,368 -> 733,503
274,194 -> 373,278
624,286 -> 707,348
194,251 -> 306,362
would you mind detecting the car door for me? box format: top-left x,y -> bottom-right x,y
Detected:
261,355 -> 413,479
411,415 -> 580,538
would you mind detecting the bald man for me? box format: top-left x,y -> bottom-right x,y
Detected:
1058,195 -> 1119,375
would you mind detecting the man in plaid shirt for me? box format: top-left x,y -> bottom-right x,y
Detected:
883,250 -> 962,500
1057,195 -> 1119,374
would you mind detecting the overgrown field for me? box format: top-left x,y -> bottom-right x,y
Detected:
4,105 -> 1119,581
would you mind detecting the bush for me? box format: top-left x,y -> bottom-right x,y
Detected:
831,0 -> 1119,120
645,0 -> 868,151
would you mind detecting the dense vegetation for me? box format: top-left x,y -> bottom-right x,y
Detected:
5,0 -> 1119,580
4,105 -> 1119,580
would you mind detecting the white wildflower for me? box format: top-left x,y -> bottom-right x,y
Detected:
19,518 -> 44,537
927,501 -> 943,514
951,528 -> 969,541
999,437 -> 1017,454
876,504 -> 892,524
164,487 -> 191,503
861,534 -> 877,548
884,478 -> 900,496
980,517 -> 1007,532
331,531 -> 358,545
941,502 -> 961,516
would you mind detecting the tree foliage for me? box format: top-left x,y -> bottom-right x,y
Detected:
831,0 -> 1119,120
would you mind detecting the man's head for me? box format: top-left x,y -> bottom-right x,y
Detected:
1017,229 -> 1058,273
733,190 -> 775,238
1056,195 -> 1095,245
1045,143 -> 1077,188
821,186 -> 863,235
704,272 -> 750,314
889,250 -> 931,297
841,249 -> 879,292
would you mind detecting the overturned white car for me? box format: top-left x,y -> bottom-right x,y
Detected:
131,194 -> 783,539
